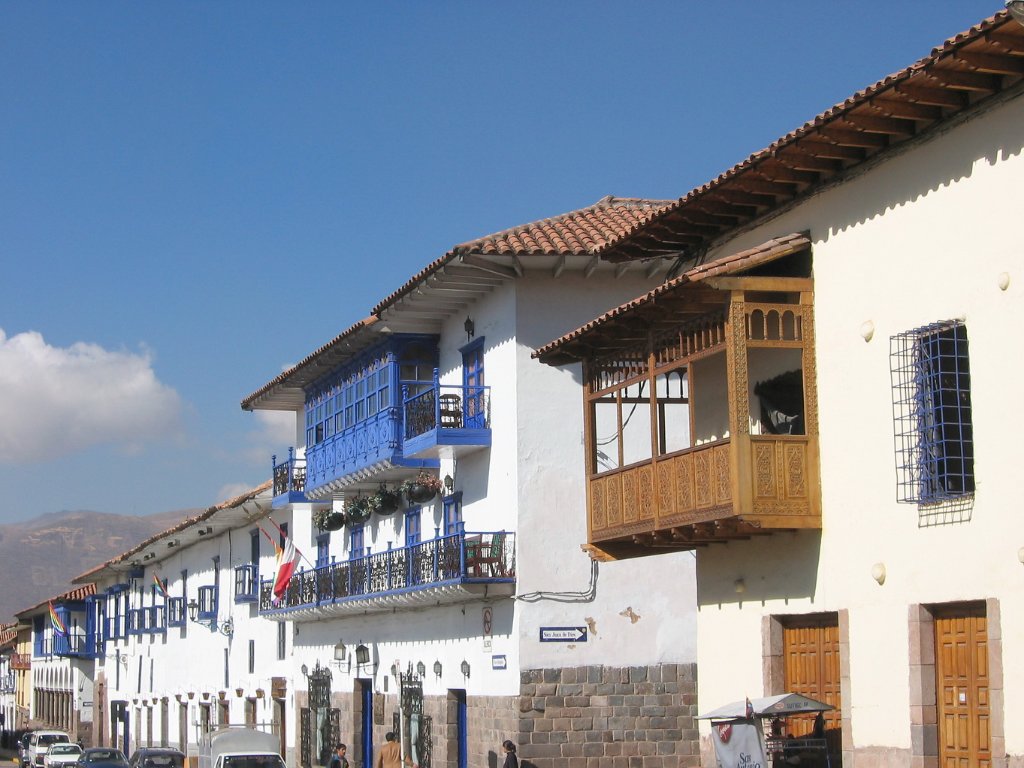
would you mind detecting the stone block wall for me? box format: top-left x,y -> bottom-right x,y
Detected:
517,663 -> 699,768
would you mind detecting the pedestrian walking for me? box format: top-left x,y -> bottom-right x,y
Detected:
501,740 -> 518,768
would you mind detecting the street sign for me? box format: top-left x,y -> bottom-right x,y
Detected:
539,626 -> 588,642
492,654 -> 507,670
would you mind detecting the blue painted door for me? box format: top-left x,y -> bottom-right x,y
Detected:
405,509 -> 421,584
360,680 -> 374,768
462,341 -> 485,429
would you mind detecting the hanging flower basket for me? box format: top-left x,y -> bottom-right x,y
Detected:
400,472 -> 444,504
313,507 -> 346,532
368,485 -> 402,516
346,496 -> 372,525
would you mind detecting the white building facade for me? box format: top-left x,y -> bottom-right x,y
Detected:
537,10 -> 1024,768
242,198 -> 701,768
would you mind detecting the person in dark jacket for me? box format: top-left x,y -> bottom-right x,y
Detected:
328,744 -> 349,768
501,741 -> 518,768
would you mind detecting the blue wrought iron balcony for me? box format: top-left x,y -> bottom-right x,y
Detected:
258,529 -> 514,620
272,448 -> 307,507
403,378 -> 491,459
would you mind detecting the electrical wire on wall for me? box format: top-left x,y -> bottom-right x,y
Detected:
513,559 -> 599,604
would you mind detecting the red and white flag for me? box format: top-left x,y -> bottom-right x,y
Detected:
273,537 -> 301,601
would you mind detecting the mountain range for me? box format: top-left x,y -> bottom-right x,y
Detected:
0,508 -> 201,624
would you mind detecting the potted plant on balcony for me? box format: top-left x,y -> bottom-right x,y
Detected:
401,471 -> 444,504
312,507 -> 346,532
368,484 -> 402,516
346,496 -> 372,525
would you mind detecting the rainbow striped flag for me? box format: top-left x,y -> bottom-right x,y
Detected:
48,601 -> 67,635
152,573 -> 168,598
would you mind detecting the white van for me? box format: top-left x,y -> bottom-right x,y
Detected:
28,731 -> 71,768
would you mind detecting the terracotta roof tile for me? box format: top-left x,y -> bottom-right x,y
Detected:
371,196 -> 672,315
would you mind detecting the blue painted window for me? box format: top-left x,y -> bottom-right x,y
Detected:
461,338 -> 486,429
443,493 -> 463,536
33,616 -> 44,656
316,534 -> 330,568
197,585 -> 217,620
350,524 -> 364,560
306,354 -> 393,448
891,320 -> 974,503
167,597 -> 185,628
405,509 -> 421,547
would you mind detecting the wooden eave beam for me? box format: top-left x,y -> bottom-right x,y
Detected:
984,29 -> 1024,48
953,50 -> 1024,75
694,199 -> 759,219
792,140 -> 867,161
715,189 -> 777,208
703,276 -> 813,292
584,255 -> 600,278
553,253 -> 567,278
774,150 -> 846,172
732,177 -> 800,197
893,82 -> 968,108
457,254 -> 520,279
816,126 -> 890,148
840,113 -> 917,136
868,98 -> 945,121
921,68 -> 1001,92
754,164 -> 821,185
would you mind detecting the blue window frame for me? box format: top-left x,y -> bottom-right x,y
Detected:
443,493 -> 463,536
306,355 -> 393,449
891,320 -> 974,504
461,338 -> 485,429
350,524 -> 364,560
167,597 -> 185,628
197,585 -> 217,620
405,509 -> 421,547
316,534 -> 330,568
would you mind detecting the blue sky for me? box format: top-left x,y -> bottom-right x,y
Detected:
0,1 -> 1003,523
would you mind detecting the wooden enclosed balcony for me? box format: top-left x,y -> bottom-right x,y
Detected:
535,234 -> 822,560
581,274 -> 820,559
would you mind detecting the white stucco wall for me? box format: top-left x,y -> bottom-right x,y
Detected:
513,274 -> 698,671
693,89 -> 1024,755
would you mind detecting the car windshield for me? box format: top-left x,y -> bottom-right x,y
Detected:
140,756 -> 183,768
86,752 -> 124,762
40,736 -> 69,746
222,756 -> 285,768
49,746 -> 82,755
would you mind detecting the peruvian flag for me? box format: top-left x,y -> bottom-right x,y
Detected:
273,537 -> 301,601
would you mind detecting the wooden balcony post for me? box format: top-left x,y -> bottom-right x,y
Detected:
727,290 -> 752,515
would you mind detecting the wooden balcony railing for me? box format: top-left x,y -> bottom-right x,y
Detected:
588,434 -> 820,555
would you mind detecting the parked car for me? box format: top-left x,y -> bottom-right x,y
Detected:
28,732 -> 71,768
128,749 -> 185,768
75,749 -> 129,768
44,744 -> 84,768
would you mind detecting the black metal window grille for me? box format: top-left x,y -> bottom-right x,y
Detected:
891,320 -> 974,504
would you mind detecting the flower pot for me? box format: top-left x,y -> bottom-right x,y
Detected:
374,493 -> 400,515
320,510 -> 345,531
405,483 -> 436,504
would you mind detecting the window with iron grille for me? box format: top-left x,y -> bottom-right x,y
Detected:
891,320 -> 974,504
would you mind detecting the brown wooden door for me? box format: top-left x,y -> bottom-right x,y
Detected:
783,617 -> 841,762
935,607 -> 990,768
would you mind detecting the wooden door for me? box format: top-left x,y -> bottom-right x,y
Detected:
783,618 -> 841,760
935,607 -> 990,768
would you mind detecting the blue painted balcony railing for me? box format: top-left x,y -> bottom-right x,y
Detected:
272,448 -> 307,507
52,631 -> 101,659
258,530 -> 514,615
402,378 -> 491,459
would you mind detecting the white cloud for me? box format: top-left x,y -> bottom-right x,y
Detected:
239,409 -> 299,466
0,329 -> 183,463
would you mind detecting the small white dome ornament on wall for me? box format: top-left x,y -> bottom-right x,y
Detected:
998,272 -> 1010,291
871,562 -> 886,585
860,320 -> 875,343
